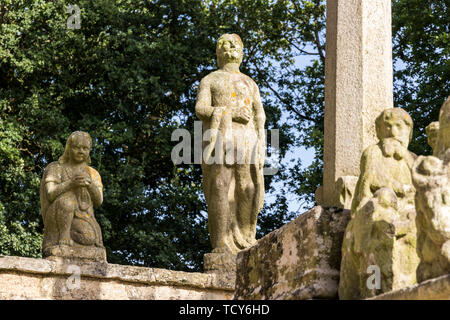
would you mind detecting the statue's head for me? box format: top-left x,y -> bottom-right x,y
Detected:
437,96 -> 450,157
216,33 -> 243,69
59,131 -> 92,165
376,108 -> 413,147
425,121 -> 440,153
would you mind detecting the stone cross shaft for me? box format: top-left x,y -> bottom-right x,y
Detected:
322,0 -> 394,207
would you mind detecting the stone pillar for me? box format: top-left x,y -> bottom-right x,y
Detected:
322,0 -> 393,207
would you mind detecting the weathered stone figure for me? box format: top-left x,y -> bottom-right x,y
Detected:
425,121 -> 440,156
412,97 -> 450,282
41,131 -> 106,261
196,34 -> 265,256
339,108 -> 420,299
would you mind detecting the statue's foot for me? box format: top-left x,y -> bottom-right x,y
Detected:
232,228 -> 254,250
58,239 -> 74,246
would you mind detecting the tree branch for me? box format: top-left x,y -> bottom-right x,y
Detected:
286,38 -> 319,56
254,67 -> 316,123
313,0 -> 326,64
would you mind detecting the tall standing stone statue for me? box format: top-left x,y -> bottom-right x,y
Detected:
412,97 -> 450,282
195,34 -> 265,271
40,131 -> 106,261
339,108 -> 420,299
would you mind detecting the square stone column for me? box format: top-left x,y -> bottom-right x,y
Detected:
322,0 -> 393,207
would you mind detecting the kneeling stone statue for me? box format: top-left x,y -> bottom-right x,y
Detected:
40,131 -> 106,261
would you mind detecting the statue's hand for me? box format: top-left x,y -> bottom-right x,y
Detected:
210,106 -> 226,123
71,172 -> 92,188
232,106 -> 251,124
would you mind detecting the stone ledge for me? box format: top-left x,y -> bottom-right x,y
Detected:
368,274 -> 450,300
43,244 -> 106,262
0,255 -> 235,300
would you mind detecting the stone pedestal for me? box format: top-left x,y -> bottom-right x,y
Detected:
43,244 -> 106,262
203,252 -> 236,274
234,206 -> 351,300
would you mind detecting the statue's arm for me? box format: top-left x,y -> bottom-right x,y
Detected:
352,148 -> 377,212
253,83 -> 266,168
87,168 -> 103,207
43,166 -> 72,203
195,77 -> 214,121
252,83 -> 265,132
405,150 -> 417,169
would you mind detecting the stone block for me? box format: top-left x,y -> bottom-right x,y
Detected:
234,206 -> 350,300
368,274 -> 450,300
43,244 -> 106,262
204,252 -> 236,273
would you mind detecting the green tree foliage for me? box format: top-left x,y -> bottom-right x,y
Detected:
0,0 -> 447,271
392,0 -> 449,155
0,0 -> 298,270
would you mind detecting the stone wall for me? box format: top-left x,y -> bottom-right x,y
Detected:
0,255 -> 234,300
234,206 -> 350,300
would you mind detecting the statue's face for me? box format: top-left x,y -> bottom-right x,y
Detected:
383,117 -> 411,147
70,135 -> 91,164
217,35 -> 243,65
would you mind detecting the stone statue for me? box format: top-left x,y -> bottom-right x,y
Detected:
412,97 -> 450,282
195,34 -> 265,258
40,131 -> 106,261
426,121 -> 440,156
339,108 -> 420,299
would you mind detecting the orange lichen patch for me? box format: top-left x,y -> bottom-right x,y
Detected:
223,111 -> 227,115
232,92 -> 236,98
235,71 -> 239,74
244,98 -> 250,105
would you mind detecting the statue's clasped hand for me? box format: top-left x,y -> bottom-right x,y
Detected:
232,106 -> 251,124
71,172 -> 92,188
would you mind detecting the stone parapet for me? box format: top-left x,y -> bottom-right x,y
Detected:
0,255 -> 235,300
234,206 -> 350,300
368,274 -> 450,300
